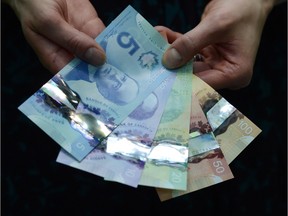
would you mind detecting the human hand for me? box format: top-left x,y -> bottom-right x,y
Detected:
158,0 -> 276,90
7,0 -> 106,73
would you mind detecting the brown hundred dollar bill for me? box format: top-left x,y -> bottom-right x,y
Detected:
192,75 -> 262,164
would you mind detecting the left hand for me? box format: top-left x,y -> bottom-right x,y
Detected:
157,0 -> 276,90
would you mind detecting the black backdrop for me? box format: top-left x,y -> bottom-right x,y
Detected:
2,1 -> 287,215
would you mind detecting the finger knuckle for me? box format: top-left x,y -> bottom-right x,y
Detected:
212,11 -> 235,31
66,35 -> 84,54
174,34 -> 195,59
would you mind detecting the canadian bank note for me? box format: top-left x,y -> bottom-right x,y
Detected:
192,75 -> 262,164
189,90 -> 212,137
156,75 -> 261,201
157,133 -> 234,201
57,75 -> 176,187
138,62 -> 193,190
18,5 -> 177,161
102,75 -> 176,187
156,90 -> 234,201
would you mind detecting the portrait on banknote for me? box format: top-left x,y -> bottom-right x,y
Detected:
64,61 -> 139,105
88,63 -> 140,105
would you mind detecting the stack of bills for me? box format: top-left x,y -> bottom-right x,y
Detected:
18,5 -> 261,202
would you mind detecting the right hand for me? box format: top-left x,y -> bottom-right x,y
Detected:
9,0 -> 106,73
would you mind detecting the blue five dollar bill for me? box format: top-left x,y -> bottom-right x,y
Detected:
18,5 -> 175,161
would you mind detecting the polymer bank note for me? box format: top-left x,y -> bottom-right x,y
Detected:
189,90 -> 212,137
57,75 -> 176,187
156,91 -> 234,201
192,75 -> 262,164
138,63 -> 193,190
102,75 -> 176,187
18,5 -> 176,161
156,132 -> 234,201
156,75 -> 261,201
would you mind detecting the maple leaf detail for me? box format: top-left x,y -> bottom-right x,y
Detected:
138,51 -> 158,69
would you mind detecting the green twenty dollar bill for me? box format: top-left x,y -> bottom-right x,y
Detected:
139,62 -> 193,190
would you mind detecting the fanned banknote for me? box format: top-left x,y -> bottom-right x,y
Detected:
102,76 -> 176,187
192,75 -> 262,164
18,5 -> 261,201
156,89 -> 234,201
156,75 -> 261,201
157,132 -> 234,201
189,89 -> 213,137
18,5 -> 177,161
138,63 -> 193,190
57,75 -> 176,187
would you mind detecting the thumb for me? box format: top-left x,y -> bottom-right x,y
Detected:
42,18 -> 106,67
162,20 -> 218,69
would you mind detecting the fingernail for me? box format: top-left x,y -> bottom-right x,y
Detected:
163,48 -> 183,69
84,47 -> 106,66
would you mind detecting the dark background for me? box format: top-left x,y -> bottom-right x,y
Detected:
2,1 -> 287,215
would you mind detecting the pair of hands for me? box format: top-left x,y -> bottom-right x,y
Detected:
8,0 -> 276,90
